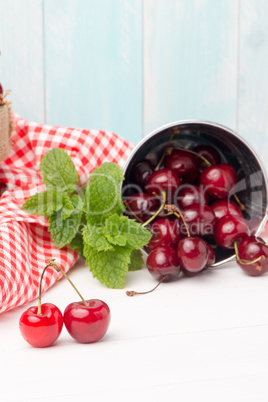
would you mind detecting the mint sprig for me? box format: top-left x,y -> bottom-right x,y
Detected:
22,148 -> 152,288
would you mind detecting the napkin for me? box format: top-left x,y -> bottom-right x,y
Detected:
0,114 -> 133,314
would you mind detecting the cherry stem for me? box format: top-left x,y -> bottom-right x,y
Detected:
47,259 -> 89,307
37,263 -> 54,315
126,275 -> 168,297
164,204 -> 191,238
124,200 -> 145,225
141,191 -> 166,227
167,146 -> 212,167
233,241 -> 265,265
233,193 -> 246,211
155,131 -> 177,171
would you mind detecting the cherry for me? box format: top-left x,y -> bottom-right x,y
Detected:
126,193 -> 156,222
64,299 -> 111,343
147,218 -> 181,251
199,163 -> 237,199
214,214 -> 250,249
48,260 -> 111,344
180,203 -> 216,237
146,168 -> 181,202
19,303 -> 63,348
19,263 -> 63,348
131,159 -> 154,190
235,236 -> 268,276
211,199 -> 243,221
146,244 -> 181,281
205,242 -> 216,266
192,144 -> 221,166
175,185 -> 208,210
164,149 -> 200,183
177,237 -> 208,273
0,83 -> 3,96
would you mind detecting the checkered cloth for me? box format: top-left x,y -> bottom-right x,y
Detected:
0,114 -> 134,314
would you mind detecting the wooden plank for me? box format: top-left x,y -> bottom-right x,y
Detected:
0,0 -> 44,123
238,0 -> 268,174
44,0 -> 142,144
143,0 -> 239,136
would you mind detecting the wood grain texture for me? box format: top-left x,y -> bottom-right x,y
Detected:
143,0 -> 239,136
0,0 -> 45,123
44,0 -> 142,144
238,0 -> 268,173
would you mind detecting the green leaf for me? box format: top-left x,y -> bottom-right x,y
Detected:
104,214 -> 152,249
61,193 -> 75,220
84,162 -> 125,224
40,148 -> 78,193
82,224 -> 114,252
22,190 -> 64,216
84,244 -> 132,288
128,249 -> 144,271
48,194 -> 83,248
69,233 -> 85,259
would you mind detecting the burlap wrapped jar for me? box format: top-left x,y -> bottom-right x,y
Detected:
0,94 -> 12,162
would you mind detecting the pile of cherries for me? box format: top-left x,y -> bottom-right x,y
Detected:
125,140 -> 268,289
19,260 -> 111,348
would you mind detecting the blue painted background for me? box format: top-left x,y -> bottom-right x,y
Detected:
0,0 -> 268,169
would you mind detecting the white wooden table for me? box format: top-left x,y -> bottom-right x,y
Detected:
2,231 -> 268,402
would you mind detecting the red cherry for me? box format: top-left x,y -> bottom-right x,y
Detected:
200,163 -> 237,199
236,236 -> 268,276
214,214 -> 250,249
164,149 -> 200,183
147,218 -> 181,250
64,299 -> 111,343
205,242 -> 216,266
180,203 -> 216,237
0,83 -> 3,95
146,168 -> 181,202
211,199 -> 243,221
19,303 -> 63,348
146,244 -> 181,281
177,237 -> 208,273
131,159 -> 154,190
192,145 -> 221,165
126,193 -> 156,222
175,185 -> 208,209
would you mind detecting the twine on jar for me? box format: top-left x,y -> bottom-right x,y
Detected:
0,90 -> 13,162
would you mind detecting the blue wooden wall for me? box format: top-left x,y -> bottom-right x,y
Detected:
0,0 -> 268,170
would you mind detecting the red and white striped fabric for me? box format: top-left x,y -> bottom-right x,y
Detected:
0,114 -> 134,314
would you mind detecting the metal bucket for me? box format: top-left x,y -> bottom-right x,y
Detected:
122,120 -> 268,266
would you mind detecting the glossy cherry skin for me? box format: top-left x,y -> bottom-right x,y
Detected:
19,303 -> 63,348
0,83 -> 3,95
177,237 -> 208,273
64,299 -> 111,343
214,214 -> 250,249
164,149 -> 200,183
180,203 -> 216,237
147,218 -> 181,251
236,236 -> 268,276
146,168 -> 181,202
146,244 -> 181,281
175,185 -> 208,210
200,163 -> 237,199
131,159 -> 154,190
211,200 -> 243,221
205,242 -> 216,266
126,193 -> 156,222
192,145 -> 221,166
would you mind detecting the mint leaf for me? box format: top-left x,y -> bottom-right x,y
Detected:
104,214 -> 152,249
84,162 -> 125,224
69,233 -> 85,259
40,148 -> 78,193
128,249 -> 144,271
48,194 -> 83,248
61,193 -> 75,220
84,244 -> 131,288
83,224 -> 114,252
22,190 -> 64,216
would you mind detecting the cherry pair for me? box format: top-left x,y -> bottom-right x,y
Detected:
19,260 -> 111,348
